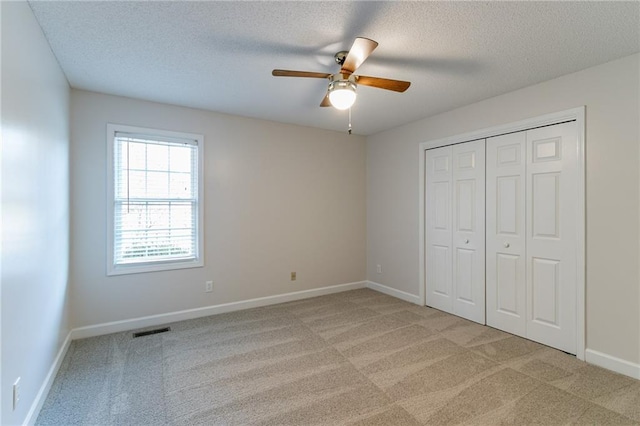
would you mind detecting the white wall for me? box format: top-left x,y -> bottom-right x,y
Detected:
367,54 -> 640,366
1,2 -> 71,425
70,90 -> 366,327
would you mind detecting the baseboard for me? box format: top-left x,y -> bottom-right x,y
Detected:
585,348 -> 640,380
366,281 -> 422,305
71,281 -> 367,340
24,331 -> 73,426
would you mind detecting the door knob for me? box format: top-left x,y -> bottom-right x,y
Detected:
464,239 -> 469,244
504,242 -> 510,248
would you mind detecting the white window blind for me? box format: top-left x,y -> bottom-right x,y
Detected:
112,131 -> 200,268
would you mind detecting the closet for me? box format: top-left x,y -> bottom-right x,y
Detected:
425,120 -> 578,354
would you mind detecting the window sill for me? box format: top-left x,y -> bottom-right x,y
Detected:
107,258 -> 203,276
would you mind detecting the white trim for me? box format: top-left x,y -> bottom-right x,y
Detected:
418,106 -> 586,360
585,349 -> 640,380
420,107 -> 585,150
23,332 -> 73,426
71,281 -> 367,339
105,123 -> 205,276
366,281 -> 422,305
417,148 -> 427,306
574,109 -> 586,361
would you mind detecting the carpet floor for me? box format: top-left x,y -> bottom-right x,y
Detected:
37,289 -> 640,425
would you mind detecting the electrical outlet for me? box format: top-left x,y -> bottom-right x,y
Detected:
376,264 -> 382,274
290,272 -> 296,281
205,281 -> 213,292
13,377 -> 20,411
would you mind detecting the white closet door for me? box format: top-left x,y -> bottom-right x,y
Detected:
426,146 -> 453,313
452,140 -> 485,324
486,132 -> 527,335
526,122 -> 577,354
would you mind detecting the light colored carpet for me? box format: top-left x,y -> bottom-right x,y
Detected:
36,289 -> 640,425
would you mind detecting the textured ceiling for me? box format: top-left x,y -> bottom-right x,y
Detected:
29,1 -> 640,135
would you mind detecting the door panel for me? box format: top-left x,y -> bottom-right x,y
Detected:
497,176 -> 520,234
456,180 -> 476,232
452,140 -> 485,324
526,122 -> 577,354
434,182 -> 450,229
432,245 -> 450,296
496,253 -> 520,315
455,247 -> 475,302
486,132 -> 527,336
426,146 -> 453,313
531,257 -> 560,326
532,172 -> 560,238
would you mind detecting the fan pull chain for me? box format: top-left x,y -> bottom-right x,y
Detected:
348,107 -> 352,135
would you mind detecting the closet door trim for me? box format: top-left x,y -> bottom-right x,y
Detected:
418,106 -> 585,360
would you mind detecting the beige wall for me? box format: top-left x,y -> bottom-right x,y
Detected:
70,90 -> 366,327
367,54 -> 640,365
1,2 -> 71,424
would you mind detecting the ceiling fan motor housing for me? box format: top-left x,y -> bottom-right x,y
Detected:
329,73 -> 358,95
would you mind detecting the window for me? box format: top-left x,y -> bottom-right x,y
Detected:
107,124 -> 204,275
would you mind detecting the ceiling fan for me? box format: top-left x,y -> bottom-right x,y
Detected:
272,37 -> 411,110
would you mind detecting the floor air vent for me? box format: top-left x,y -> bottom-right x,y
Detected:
132,327 -> 171,338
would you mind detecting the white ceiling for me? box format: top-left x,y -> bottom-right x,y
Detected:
29,1 -> 640,136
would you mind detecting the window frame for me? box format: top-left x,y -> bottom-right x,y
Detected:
106,123 -> 204,276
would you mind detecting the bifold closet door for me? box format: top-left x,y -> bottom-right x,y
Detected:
486,121 -> 578,354
426,146 -> 453,314
526,122 -> 577,354
426,140 -> 485,324
486,132 -> 527,336
451,141 -> 485,324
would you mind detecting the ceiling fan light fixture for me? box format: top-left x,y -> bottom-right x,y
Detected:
328,80 -> 357,110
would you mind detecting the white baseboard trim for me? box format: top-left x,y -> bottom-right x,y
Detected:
366,281 -> 422,305
24,331 -> 73,426
585,348 -> 640,380
71,281 -> 367,340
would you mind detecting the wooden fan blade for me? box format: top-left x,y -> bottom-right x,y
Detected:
272,69 -> 331,79
341,37 -> 378,74
320,93 -> 331,107
356,75 -> 411,92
